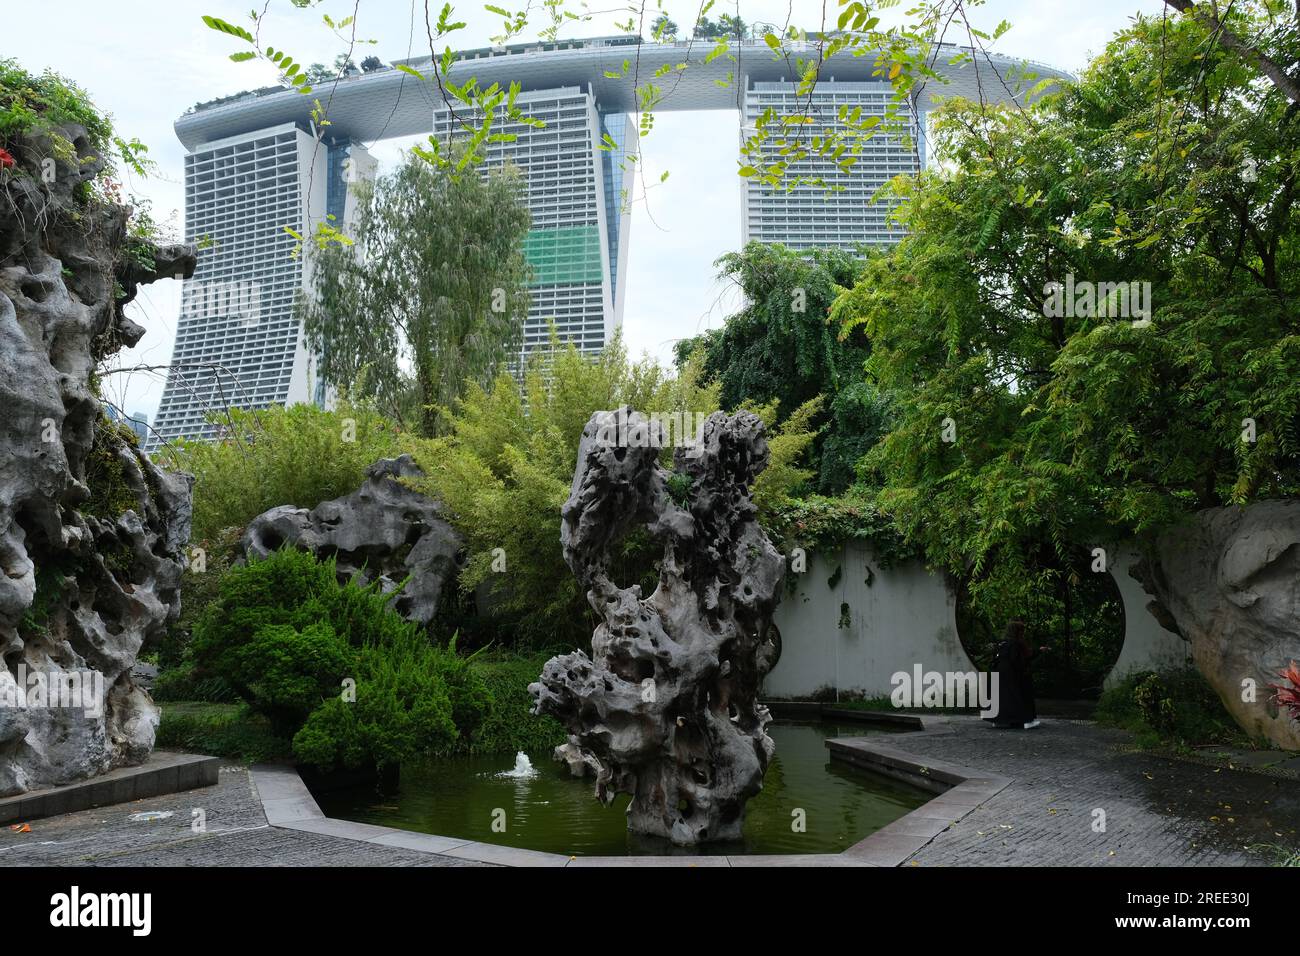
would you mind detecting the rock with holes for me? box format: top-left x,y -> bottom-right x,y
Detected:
530,408 -> 785,844
553,737 -> 602,778
0,121 -> 196,796
238,455 -> 460,625
1138,501 -> 1300,750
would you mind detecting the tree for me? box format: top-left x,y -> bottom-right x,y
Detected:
694,14 -> 748,39
333,54 -> 359,76
676,242 -> 884,493
718,14 -> 749,39
650,14 -> 678,40
360,55 -> 384,73
296,151 -> 532,435
405,333 -> 819,643
832,10 -> 1300,620
1162,0 -> 1300,103
303,62 -> 331,84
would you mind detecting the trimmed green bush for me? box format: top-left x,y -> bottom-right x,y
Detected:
291,629 -> 486,769
191,547 -> 488,771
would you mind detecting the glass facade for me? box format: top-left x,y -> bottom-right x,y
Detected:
434,86 -> 629,361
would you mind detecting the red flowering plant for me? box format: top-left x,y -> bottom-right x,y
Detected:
0,146 -> 14,170
1269,661 -> 1300,721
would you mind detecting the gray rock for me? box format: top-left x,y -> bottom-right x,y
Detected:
552,738 -> 601,778
239,455 -> 460,625
531,408 -> 785,844
0,123 -> 196,796
1140,500 -> 1300,750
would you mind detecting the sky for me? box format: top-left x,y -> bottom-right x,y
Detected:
6,0 -> 1166,421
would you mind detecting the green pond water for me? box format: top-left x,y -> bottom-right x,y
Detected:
314,720 -> 930,856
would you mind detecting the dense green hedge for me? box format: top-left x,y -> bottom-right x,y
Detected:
191,547 -> 488,771
157,650 -> 569,763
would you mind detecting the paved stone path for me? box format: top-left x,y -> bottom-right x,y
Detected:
1,718 -> 1294,866
899,717 -> 1299,866
0,764 -> 484,867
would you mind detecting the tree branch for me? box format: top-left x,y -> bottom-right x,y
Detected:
1163,0 -> 1300,102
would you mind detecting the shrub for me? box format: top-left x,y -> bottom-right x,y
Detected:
1096,666 -> 1249,749
160,400 -> 402,542
191,547 -> 488,770
0,58 -> 133,178
153,528 -> 241,702
292,629 -> 485,769
455,650 -> 568,755
1268,661 -> 1300,721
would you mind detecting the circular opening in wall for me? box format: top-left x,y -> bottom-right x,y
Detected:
954,550 -> 1126,700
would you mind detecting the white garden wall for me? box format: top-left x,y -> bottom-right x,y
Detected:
763,542 -> 1189,699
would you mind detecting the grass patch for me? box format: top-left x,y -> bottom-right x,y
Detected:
156,701 -> 290,764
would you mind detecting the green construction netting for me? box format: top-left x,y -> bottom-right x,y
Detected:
523,225 -> 604,286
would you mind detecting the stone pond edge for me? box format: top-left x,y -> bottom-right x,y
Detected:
250,711 -> 1009,868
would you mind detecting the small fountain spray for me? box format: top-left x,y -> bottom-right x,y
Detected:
496,752 -> 538,779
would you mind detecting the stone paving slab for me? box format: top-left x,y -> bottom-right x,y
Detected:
0,764 -> 486,867
885,718 -> 1299,866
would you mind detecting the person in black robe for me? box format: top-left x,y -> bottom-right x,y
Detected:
985,620 -> 1046,729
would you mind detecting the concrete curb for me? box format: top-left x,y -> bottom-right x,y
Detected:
0,751 -> 221,825
250,713 -> 1008,867
826,715 -> 1011,865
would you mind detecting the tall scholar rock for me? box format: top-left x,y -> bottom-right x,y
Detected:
0,122 -> 196,795
1139,501 -> 1300,751
240,455 -> 461,625
531,408 -> 785,845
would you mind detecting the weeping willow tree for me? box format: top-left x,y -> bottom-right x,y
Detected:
296,151 -> 532,436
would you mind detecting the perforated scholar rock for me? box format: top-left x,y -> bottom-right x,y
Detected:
530,408 -> 785,845
0,121 -> 195,795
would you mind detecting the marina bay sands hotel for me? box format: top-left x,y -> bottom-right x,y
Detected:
152,35 -> 1066,445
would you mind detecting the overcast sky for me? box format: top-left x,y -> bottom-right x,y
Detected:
8,0 -> 1165,421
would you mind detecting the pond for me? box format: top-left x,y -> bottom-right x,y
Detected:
314,720 -> 930,856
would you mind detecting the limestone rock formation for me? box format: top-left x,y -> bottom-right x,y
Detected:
0,122 -> 196,795
553,737 -> 602,778
1140,500 -> 1300,750
531,408 -> 785,845
239,455 -> 461,625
